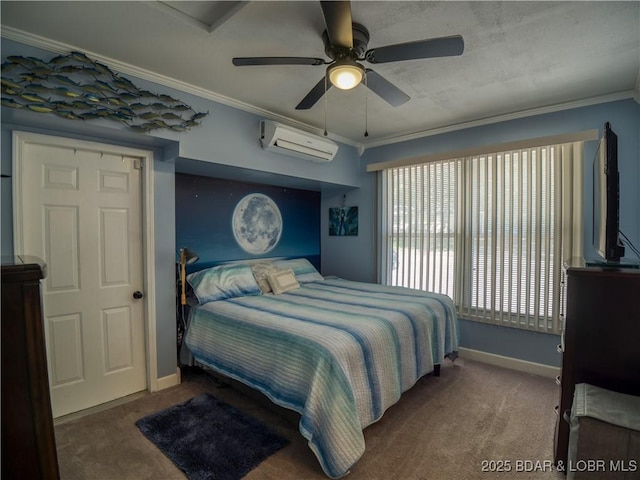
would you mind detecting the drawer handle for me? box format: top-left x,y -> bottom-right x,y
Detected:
557,344 -> 563,353
555,375 -> 561,386
554,405 -> 559,416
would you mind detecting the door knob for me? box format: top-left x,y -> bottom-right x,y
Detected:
133,291 -> 144,299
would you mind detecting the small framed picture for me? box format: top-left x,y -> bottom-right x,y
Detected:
329,206 -> 358,236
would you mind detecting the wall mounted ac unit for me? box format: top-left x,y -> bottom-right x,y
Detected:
259,120 -> 338,163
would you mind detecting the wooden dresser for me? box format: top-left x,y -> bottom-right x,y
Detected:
554,257 -> 640,469
1,256 -> 60,480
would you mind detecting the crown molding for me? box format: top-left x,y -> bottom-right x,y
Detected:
3,26 -> 634,155
1,26 -> 362,149
361,90 -> 637,151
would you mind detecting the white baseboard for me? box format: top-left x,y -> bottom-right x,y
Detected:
156,368 -> 182,390
458,347 -> 560,379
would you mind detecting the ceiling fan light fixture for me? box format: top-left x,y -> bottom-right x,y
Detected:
328,60 -> 364,90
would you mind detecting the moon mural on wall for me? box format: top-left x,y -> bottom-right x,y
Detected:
232,193 -> 283,254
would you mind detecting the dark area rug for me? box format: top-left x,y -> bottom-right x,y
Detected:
135,393 -> 289,480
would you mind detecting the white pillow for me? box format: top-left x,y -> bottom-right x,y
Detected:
272,258 -> 324,283
251,262 -> 280,294
267,269 -> 300,295
186,263 -> 262,304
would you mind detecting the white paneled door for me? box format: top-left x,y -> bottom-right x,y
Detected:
15,133 -> 148,418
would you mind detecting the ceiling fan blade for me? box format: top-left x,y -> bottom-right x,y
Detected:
295,76 -> 332,110
320,1 -> 353,48
232,57 -> 325,66
365,35 -> 464,64
365,69 -> 410,107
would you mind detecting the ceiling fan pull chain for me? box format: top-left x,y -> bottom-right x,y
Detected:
324,73 -> 328,136
364,72 -> 369,137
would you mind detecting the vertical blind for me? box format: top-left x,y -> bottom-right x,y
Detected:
381,142 -> 583,334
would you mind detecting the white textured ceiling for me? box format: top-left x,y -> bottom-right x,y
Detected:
1,1 -> 639,146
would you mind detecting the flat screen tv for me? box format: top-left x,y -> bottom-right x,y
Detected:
592,122 -> 625,262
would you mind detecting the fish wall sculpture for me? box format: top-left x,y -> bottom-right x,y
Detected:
1,51 -> 209,133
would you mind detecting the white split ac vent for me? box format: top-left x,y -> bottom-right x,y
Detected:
259,120 -> 338,163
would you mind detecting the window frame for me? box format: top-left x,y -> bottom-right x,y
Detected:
378,139 -> 588,335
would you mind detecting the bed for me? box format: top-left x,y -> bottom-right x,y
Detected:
183,258 -> 459,478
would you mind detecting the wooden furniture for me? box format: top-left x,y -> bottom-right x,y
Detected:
554,257 -> 640,470
1,256 -> 60,480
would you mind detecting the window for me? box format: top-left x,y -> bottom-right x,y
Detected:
380,141 -> 585,334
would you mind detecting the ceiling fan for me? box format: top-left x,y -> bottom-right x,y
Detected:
232,0 -> 464,110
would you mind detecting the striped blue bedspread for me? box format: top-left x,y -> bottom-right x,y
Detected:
184,278 -> 459,478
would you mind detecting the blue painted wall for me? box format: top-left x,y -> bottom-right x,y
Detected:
0,38 -> 359,379
347,99 -> 640,367
3,37 -> 638,373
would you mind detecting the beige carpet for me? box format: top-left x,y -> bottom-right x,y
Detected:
54,359 -> 565,480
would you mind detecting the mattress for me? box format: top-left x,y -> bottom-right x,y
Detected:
184,278 -> 459,477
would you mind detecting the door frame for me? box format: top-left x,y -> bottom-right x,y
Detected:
12,131 -> 159,394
